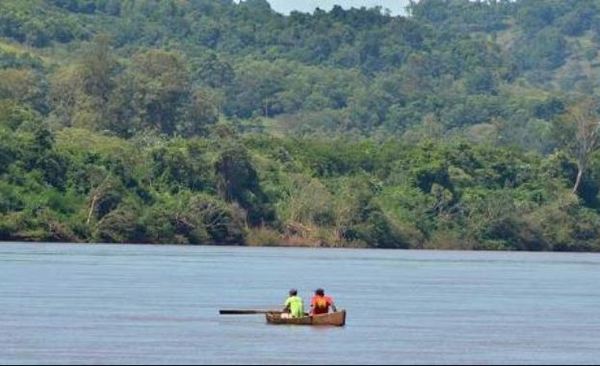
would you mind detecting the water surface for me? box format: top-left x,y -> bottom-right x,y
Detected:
1,243 -> 599,364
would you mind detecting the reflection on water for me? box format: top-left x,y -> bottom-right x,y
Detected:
1,243 -> 599,364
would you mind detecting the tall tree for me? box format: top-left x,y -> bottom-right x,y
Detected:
80,34 -> 118,103
558,99 -> 600,194
129,49 -> 190,135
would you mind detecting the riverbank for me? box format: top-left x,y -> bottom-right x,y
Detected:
1,234 -> 598,253
2,126 -> 600,252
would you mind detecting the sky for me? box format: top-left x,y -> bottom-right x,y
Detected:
264,1 -> 411,16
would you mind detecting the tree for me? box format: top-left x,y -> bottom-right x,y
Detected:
557,99 -> 600,194
192,53 -> 234,88
182,88 -> 221,136
128,49 -> 191,135
80,34 -> 118,103
0,69 -> 47,112
48,35 -> 118,130
226,60 -> 285,118
215,145 -> 273,225
49,65 -> 85,128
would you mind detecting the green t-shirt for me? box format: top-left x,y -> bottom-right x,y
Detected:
284,295 -> 304,318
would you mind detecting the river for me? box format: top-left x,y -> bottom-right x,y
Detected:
1,243 -> 599,364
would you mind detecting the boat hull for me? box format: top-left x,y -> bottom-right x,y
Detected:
265,310 -> 346,326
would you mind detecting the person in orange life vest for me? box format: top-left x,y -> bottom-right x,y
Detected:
310,288 -> 337,315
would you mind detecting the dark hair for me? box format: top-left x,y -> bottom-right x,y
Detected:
315,288 -> 325,296
289,288 -> 297,296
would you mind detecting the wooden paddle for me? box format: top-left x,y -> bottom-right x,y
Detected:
219,309 -> 281,315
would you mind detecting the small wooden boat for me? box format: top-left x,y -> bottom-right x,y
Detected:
265,310 -> 346,326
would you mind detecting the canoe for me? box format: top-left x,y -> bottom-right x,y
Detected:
265,310 -> 346,326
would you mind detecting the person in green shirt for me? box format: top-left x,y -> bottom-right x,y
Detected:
282,288 -> 304,318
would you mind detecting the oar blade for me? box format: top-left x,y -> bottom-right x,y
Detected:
219,309 -> 278,315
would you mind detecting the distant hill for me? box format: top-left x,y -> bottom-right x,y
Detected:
1,0 -> 600,251
0,0 -> 598,143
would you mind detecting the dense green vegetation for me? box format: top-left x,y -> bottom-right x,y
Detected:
2,0 -> 600,251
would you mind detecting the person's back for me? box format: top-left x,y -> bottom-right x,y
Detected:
310,288 -> 337,315
283,289 -> 304,318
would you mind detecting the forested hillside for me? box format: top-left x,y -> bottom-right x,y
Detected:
2,0 -> 600,251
